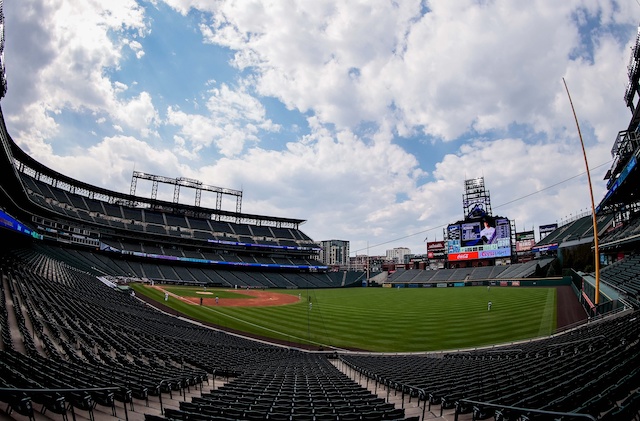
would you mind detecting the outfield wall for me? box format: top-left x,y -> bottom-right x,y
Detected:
383,276 -> 569,289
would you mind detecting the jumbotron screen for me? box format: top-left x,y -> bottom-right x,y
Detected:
447,217 -> 511,261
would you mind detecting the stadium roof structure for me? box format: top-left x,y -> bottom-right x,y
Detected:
599,24 -> 640,215
2,109 -> 307,230
533,214 -> 614,251
597,133 -> 640,215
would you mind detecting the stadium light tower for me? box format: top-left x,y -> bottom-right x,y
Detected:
462,177 -> 492,218
563,78 -> 600,307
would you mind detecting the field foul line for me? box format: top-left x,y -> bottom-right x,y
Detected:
539,288 -> 555,336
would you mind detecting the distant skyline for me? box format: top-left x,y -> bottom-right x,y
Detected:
2,1 -> 639,256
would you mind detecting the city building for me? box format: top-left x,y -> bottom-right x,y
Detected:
349,254 -> 388,272
319,239 -> 350,267
386,247 -> 411,264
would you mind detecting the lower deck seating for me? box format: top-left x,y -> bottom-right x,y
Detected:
1,246 -> 639,421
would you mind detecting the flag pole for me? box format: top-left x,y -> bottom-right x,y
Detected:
562,78 -> 600,307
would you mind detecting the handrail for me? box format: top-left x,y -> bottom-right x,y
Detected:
0,386 -> 119,393
341,355 -> 602,421
338,358 -> 428,420
548,335 -> 606,347
0,385 -> 129,421
157,376 -> 189,414
457,398 -> 597,421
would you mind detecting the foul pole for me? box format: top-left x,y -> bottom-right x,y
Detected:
563,78 -> 600,306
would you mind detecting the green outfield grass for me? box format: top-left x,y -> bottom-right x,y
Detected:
130,284 -> 557,352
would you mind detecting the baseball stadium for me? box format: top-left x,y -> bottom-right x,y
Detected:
1,5 -> 640,421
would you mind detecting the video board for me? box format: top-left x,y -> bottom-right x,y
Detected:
515,231 -> 535,252
447,217 -> 511,261
427,241 -> 446,259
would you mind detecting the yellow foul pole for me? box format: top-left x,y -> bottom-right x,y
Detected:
562,78 -> 600,305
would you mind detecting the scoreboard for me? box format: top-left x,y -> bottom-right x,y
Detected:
447,218 -> 511,261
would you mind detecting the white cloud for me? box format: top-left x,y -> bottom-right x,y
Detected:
3,0 -> 637,257
113,92 -> 160,137
113,82 -> 128,93
33,135 -> 184,194
127,39 -> 146,59
189,121 -> 427,248
3,0 -> 149,152
166,83 -> 279,157
185,0 -> 635,147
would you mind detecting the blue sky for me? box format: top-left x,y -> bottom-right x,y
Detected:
2,0 -> 639,256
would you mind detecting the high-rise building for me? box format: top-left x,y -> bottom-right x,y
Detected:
319,240 -> 350,266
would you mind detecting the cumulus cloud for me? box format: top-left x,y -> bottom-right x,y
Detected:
3,0 -> 150,152
166,83 -> 279,157
192,121 -> 425,234
186,0 -> 635,144
35,135 -> 184,194
2,0 -> 637,256
113,92 -> 160,137
126,39 -> 146,59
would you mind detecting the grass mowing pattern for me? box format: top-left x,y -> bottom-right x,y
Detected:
131,284 -> 557,352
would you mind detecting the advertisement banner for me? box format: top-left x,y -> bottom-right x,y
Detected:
478,248 -> 511,259
448,251 -> 479,260
516,239 -> 535,252
532,243 -> 559,252
427,241 -> 447,259
0,209 -> 42,239
516,231 -> 535,241
516,231 -> 536,252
